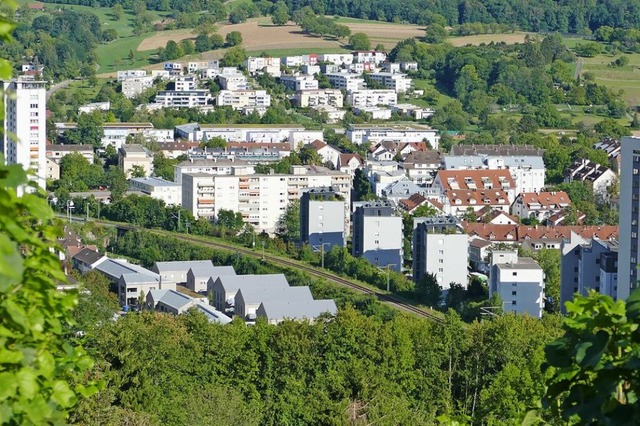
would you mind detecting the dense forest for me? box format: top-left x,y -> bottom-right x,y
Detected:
37,0 -> 640,33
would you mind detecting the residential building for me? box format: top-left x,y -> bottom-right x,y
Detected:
319,53 -> 354,65
352,201 -> 403,271
468,238 -> 493,273
174,76 -> 197,91
46,144 -> 94,163
218,73 -> 249,90
118,272 -> 161,307
293,89 -> 344,108
325,73 -> 366,91
235,286 -> 313,319
46,158 -> 60,180
353,51 -> 387,64
564,158 -> 617,199
146,289 -> 231,324
144,128 -> 174,143
307,140 -> 341,168
346,124 -> 440,150
346,90 -> 397,108
256,300 -> 338,324
413,216 -> 468,289
511,191 -> 571,222
489,250 -> 545,318
353,107 -> 392,120
337,153 -> 364,175
401,150 -> 442,186
209,273 -> 290,312
152,260 -> 217,289
392,104 -> 435,120
117,70 -> 147,81
312,105 -> 346,124
186,265 -> 236,294
216,90 -> 271,110
163,62 -> 182,74
462,223 -> 618,243
118,144 -> 153,178
154,90 -> 213,108
300,187 -> 346,249
367,72 -> 412,93
96,122 -> 154,149
281,54 -> 318,67
380,179 -> 424,204
78,101 -> 110,114
122,76 -> 154,99
280,75 -> 318,91
560,232 -> 619,312
245,57 -> 280,76
188,60 -> 220,73
594,137 -> 621,172
129,177 -> 182,206
1,77 -> 47,190
616,136 -> 640,300
174,159 -> 255,184
72,248 -> 107,274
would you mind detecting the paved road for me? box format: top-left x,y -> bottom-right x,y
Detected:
46,79 -> 73,100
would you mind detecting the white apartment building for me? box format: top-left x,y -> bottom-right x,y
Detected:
618,136 -> 640,300
218,73 -> 249,90
100,122 -> 155,149
346,124 -> 440,149
163,62 -> 182,74
78,101 -> 110,114
352,201 -> 403,272
174,160 -> 255,184
143,128 -> 174,142
413,216 -> 468,289
281,54 -> 319,67
175,76 -> 197,91
245,57 -> 281,74
354,51 -> 387,64
367,72 -> 412,93
346,90 -> 397,108
151,70 -> 171,80
1,78 -> 46,190
489,250 -> 545,318
129,177 -> 182,206
280,75 -> 318,91
353,107 -> 392,120
117,69 -> 147,82
122,76 -> 155,99
154,90 -> 212,108
293,89 -> 344,108
326,73 -> 366,91
319,53 -> 354,65
216,90 -> 271,110
188,60 -> 220,73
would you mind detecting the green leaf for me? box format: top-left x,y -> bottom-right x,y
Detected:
626,288 -> 640,321
50,381 -> 76,407
16,368 -> 38,399
0,373 -> 17,400
580,330 -> 610,368
0,349 -> 23,364
0,233 -> 23,284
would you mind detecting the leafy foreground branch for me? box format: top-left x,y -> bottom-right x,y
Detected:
0,161 -> 100,424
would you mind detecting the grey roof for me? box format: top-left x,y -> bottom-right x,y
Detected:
156,289 -> 193,310
443,155 -> 545,169
257,299 -> 337,321
95,259 -> 158,281
237,286 -> 313,305
130,177 -> 180,187
451,144 -> 544,156
194,303 -> 232,324
153,260 -> 213,273
214,274 -> 290,294
495,257 -> 542,270
119,144 -> 148,153
121,272 -> 160,285
382,179 -> 422,197
72,248 -> 105,265
189,265 -> 236,278
175,123 -> 200,133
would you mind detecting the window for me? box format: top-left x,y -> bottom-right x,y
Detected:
511,291 -> 517,296
374,240 -> 379,245
438,259 -> 444,264
438,268 -> 443,272
512,272 -> 517,276
438,250 -> 444,255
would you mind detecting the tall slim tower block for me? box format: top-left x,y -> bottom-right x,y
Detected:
1,77 -> 47,190
352,201 -> 403,272
618,136 -> 640,299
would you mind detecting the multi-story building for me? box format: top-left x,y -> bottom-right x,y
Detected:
280,75 -> 318,91
117,70 -> 147,81
122,76 -> 155,99
118,144 -> 153,178
511,191 -> 571,222
46,144 -> 94,163
245,57 -> 280,74
174,159 -> 255,184
163,62 -> 182,75
300,187 -> 346,250
319,53 -> 354,65
1,77 -> 47,190
188,60 -> 220,74
129,177 -> 182,206
594,138 -> 622,173
413,216 -> 468,289
564,158 -> 617,199
292,89 -> 344,108
367,72 -> 412,93
353,51 -> 387,64
216,90 -> 271,110
352,201 -> 402,272
154,90 -> 213,108
281,54 -> 318,67
174,76 -> 197,91
218,73 -> 249,90
560,232 -> 619,312
489,250 -> 545,318
617,136 -> 640,300
346,90 -> 397,108
401,150 -> 442,186
78,101 -> 111,114
346,124 -> 440,149
325,73 -> 366,91
100,122 -> 155,149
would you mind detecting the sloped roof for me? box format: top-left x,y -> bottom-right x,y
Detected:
194,303 -> 232,324
517,191 -> 571,209
451,144 -> 544,156
189,265 -> 236,278
257,299 -> 337,321
461,223 -> 619,242
403,150 -> 442,165
237,286 -> 313,305
437,169 -> 516,191
445,189 -> 510,207
214,274 -> 290,294
308,140 -> 327,151
399,193 -> 426,212
339,153 -> 363,166
72,248 -> 105,266
154,260 -> 213,273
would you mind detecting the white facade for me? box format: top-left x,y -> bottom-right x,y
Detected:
175,76 -> 197,91
618,137 -> 640,300
293,89 -> 344,108
188,61 -> 220,73
216,90 -> 271,110
154,90 -> 212,108
354,107 -> 392,120
347,125 -> 440,150
122,76 -> 154,99
129,177 -> 182,206
489,251 -> 545,318
118,144 -> 153,178
326,73 -> 366,91
368,73 -> 412,93
117,70 -> 147,82
319,53 -> 354,65
2,78 -> 47,190
218,73 -> 249,90
354,51 -> 387,64
280,75 -> 318,91
347,90 -> 397,108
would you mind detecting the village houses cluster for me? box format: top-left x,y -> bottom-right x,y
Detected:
3,51 -> 636,321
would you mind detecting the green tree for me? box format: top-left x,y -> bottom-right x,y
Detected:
195,33 -> 212,52
221,46 -> 247,66
106,165 -> 127,201
225,30 -> 243,46
271,1 -> 290,26
228,8 -> 247,24
58,152 -> 104,192
200,136 -> 227,148
353,168 -> 375,201
416,273 -> 442,307
164,40 -> 183,60
216,209 -> 244,230
129,164 -> 146,178
180,39 -> 195,55
67,112 -> 104,149
424,23 -> 448,43
276,200 -> 300,242
112,3 -> 124,20
210,33 -> 225,49
349,32 -> 371,50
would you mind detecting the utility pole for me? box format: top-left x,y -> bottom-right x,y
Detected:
378,264 -> 396,293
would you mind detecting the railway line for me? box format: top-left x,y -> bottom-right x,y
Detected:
84,218 -> 445,323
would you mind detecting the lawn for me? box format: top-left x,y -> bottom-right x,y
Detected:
96,36 -> 157,74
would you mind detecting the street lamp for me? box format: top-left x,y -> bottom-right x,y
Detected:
66,200 -> 74,222
378,264 -> 397,293
312,243 -> 331,269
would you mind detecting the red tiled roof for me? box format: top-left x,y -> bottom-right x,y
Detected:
436,169 -> 515,191
445,189 -> 510,207
308,140 -> 327,151
339,153 -> 363,166
461,223 -> 618,242
517,191 -> 571,208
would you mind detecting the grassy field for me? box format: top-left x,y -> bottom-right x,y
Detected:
96,36 -> 156,73
580,53 -> 640,107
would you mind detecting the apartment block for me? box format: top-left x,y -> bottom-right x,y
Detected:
293,89 -> 344,108
118,144 -> 153,178
489,250 -> 545,318
174,159 -> 255,184
353,51 -> 387,64
122,76 -> 154,99
154,90 -> 213,108
174,76 -> 197,91
188,60 -> 220,73
117,70 -> 147,81
346,124 -> 440,149
367,72 -> 412,93
216,90 -> 271,110
1,77 -> 47,190
413,216 -> 468,289
565,158 -> 617,198
325,73 -> 366,91
512,191 -> 571,222
346,89 -> 398,108
280,74 -> 318,91
300,187 -> 346,249
319,53 -> 354,65
352,201 -> 402,272
245,57 -> 281,76
218,73 -> 249,90
129,177 -> 182,206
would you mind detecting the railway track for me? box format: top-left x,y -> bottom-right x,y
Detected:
82,218 -> 444,323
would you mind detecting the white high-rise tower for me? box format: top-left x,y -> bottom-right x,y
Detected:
618,136 -> 640,299
1,77 -> 47,191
